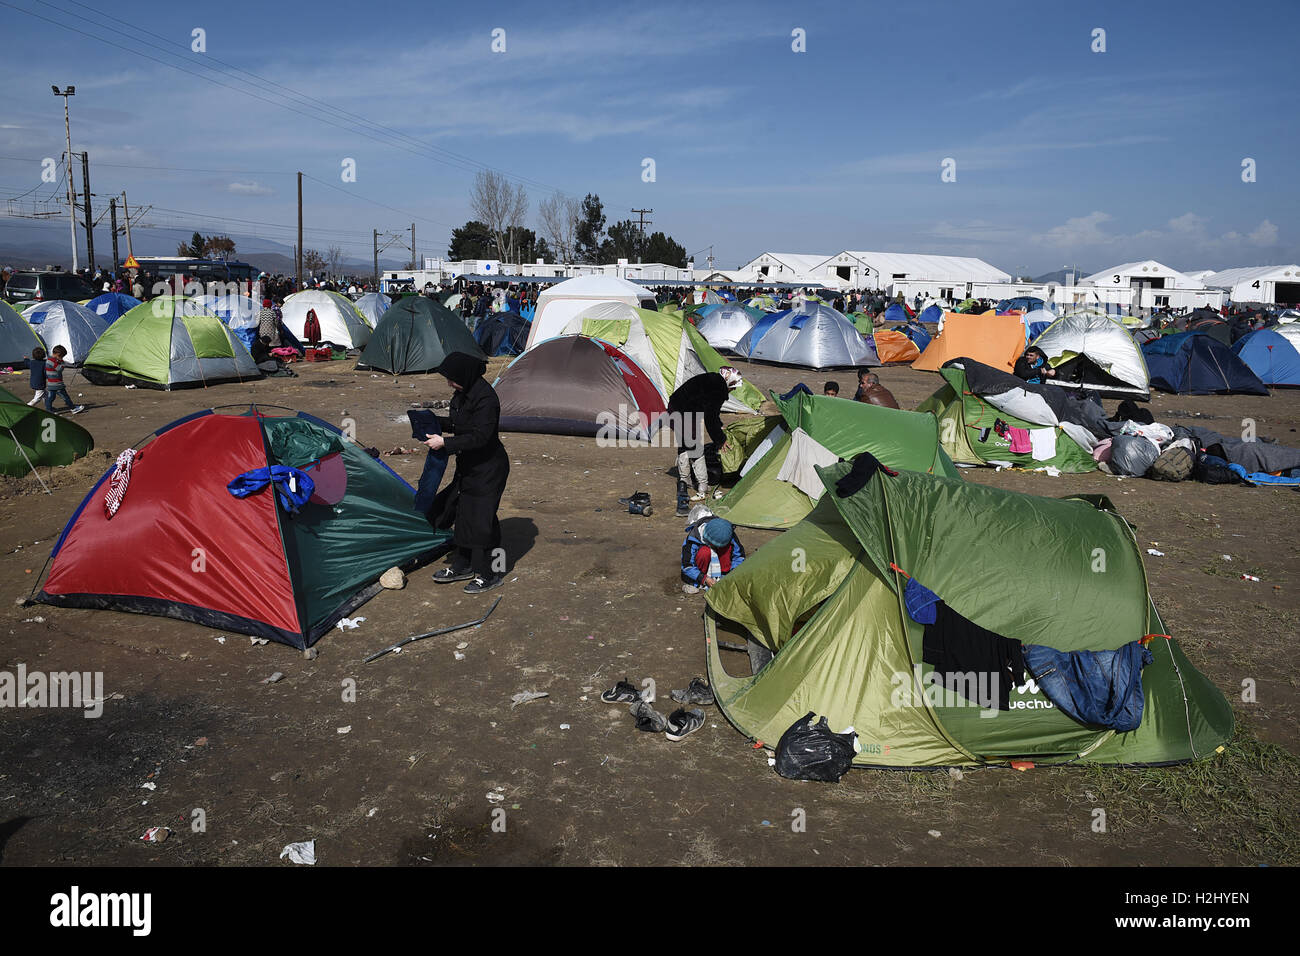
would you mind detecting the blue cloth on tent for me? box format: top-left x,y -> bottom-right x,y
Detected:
788,312 -> 809,330
903,577 -> 941,624
778,383 -> 815,401
1022,641 -> 1153,732
413,414 -> 448,514
228,465 -> 315,514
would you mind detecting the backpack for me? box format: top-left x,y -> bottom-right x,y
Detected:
1148,444 -> 1193,482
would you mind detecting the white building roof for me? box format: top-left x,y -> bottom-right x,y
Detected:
1081,260 -> 1201,287
831,251 -> 1010,283
739,252 -> 834,275
1204,265 -> 1300,288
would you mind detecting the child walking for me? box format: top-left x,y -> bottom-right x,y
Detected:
27,347 -> 46,406
43,346 -> 84,414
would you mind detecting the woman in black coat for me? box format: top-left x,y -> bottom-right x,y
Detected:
422,352 -> 510,593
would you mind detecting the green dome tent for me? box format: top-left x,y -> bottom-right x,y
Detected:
356,296 -> 484,374
714,389 -> 959,530
704,463 -> 1234,768
0,385 -> 94,477
81,297 -> 261,389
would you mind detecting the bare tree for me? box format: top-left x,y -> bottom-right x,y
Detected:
302,248 -> 326,274
326,244 -> 344,276
538,193 -> 580,264
470,169 -> 528,266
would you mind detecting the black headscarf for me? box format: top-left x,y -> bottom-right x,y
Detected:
437,351 -> 488,389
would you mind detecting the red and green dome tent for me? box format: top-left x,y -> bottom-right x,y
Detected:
37,407 -> 450,648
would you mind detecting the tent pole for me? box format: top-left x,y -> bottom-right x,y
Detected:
8,428 -> 52,494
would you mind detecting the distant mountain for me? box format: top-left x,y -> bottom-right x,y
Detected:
1032,268 -> 1092,285
0,219 -> 405,274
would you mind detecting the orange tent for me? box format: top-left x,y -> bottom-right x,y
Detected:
872,328 -> 921,364
912,312 -> 1025,373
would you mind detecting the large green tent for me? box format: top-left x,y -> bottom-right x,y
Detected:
917,364 -> 1097,473
704,463 -> 1234,767
713,390 -> 960,529
81,296 -> 261,389
356,296 -> 485,374
0,386 -> 94,477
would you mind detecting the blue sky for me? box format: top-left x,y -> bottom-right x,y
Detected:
1,0 -> 1296,275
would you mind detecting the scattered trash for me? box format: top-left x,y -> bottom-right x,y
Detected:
453,651 -> 465,661
279,840 -> 316,865
214,635 -> 226,644
928,830 -> 942,838
511,690 -> 549,708
337,725 -> 352,734
559,723 -> 571,730
194,737 -> 208,747
1146,549 -> 1164,557
773,712 -> 857,782
456,642 -> 468,650
760,820 -> 773,827
140,827 -> 170,843
261,672 -> 284,685
1242,574 -> 1261,582
365,597 -> 501,662
21,616 -> 44,623
250,636 -> 269,646
336,616 -> 366,631
367,808 -> 378,818
1221,554 -> 1233,562
140,782 -> 156,791
947,768 -> 964,781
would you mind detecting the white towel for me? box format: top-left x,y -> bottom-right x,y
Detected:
776,428 -> 840,499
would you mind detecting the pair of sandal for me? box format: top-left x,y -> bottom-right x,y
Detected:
601,677 -> 714,741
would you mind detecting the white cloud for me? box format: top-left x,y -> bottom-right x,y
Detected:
228,181 -> 274,196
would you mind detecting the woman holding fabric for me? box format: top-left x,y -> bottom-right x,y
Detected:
422,352 -> 511,594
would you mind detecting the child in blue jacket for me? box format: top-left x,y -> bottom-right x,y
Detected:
681,516 -> 745,594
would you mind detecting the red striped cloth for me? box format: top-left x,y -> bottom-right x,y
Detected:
104,448 -> 138,519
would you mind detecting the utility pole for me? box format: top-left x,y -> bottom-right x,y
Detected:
121,190 -> 135,259
373,229 -> 379,288
53,86 -> 78,272
632,208 -> 652,263
79,151 -> 94,270
109,196 -> 119,269
410,223 -> 416,271
296,172 -> 303,287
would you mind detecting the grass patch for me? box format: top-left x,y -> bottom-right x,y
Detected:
1071,728 -> 1300,864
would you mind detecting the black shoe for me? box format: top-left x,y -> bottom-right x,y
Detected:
618,491 -> 651,506
665,707 -> 706,741
670,677 -> 715,706
433,567 -> 475,583
601,678 -> 643,704
630,699 -> 668,733
629,498 -> 654,517
463,574 -> 505,594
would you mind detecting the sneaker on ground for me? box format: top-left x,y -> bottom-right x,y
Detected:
601,679 -> 643,704
630,699 -> 668,733
670,677 -> 715,706
71,405 -> 85,415
689,489 -> 707,502
464,574 -> 505,594
681,584 -> 700,595
432,567 -> 474,583
712,488 -> 725,500
664,707 -> 706,741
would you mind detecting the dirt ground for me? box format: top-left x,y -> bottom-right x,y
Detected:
1,352 -> 1297,867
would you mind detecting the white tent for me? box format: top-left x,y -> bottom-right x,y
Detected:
354,292 -> 391,326
1030,311 -> 1150,399
695,303 -> 757,352
281,290 -> 372,348
528,275 -> 657,349
24,300 -> 110,364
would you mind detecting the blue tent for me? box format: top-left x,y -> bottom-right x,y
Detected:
996,296 -> 1046,313
883,302 -> 910,323
917,304 -> 943,325
1142,331 -> 1269,395
472,310 -> 529,356
85,292 -> 141,324
901,321 -> 932,352
1232,329 -> 1300,387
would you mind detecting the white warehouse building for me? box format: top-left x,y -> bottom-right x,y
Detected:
1204,265 -> 1300,307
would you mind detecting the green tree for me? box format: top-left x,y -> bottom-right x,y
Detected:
177,231 -> 206,257
447,220 -> 497,261
202,235 -> 236,260
600,219 -> 641,262
574,193 -> 606,263
644,231 -> 686,267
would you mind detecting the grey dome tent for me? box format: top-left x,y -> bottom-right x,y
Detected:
25,300 -> 113,364
695,303 -> 757,352
356,296 -> 485,375
734,303 -> 874,369
0,300 -> 44,367
354,292 -> 391,326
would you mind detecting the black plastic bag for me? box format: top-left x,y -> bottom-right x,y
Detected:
773,711 -> 857,782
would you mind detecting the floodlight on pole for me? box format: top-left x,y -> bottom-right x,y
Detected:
53,85 -> 78,273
